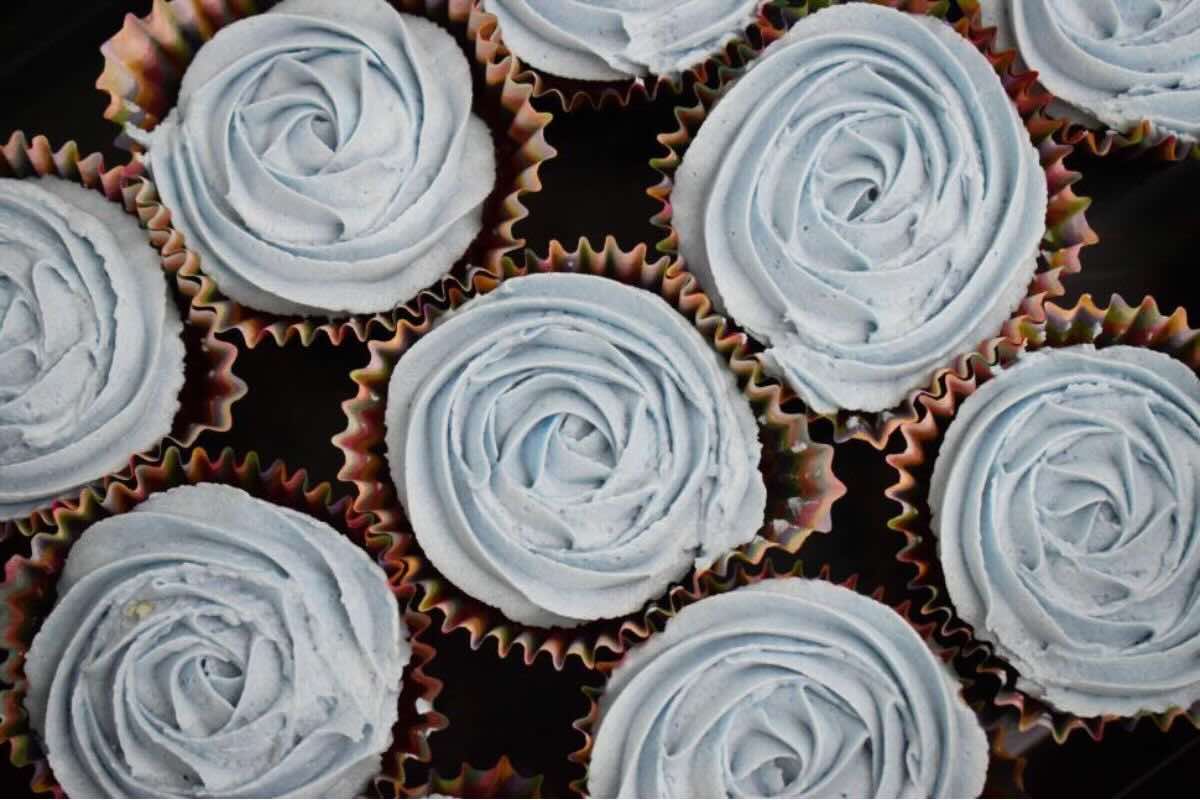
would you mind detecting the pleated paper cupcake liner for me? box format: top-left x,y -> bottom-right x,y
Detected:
0,446 -> 444,797
887,294 -> 1200,743
0,132 -> 246,538
96,0 -> 555,348
650,0 -> 1097,449
335,237 -> 845,670
413,756 -> 543,798
566,559 -> 1025,797
959,0 -> 1200,163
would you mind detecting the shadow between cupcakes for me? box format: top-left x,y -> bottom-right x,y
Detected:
887,294 -> 1200,744
95,0 -> 555,348
0,132 -> 246,539
959,0 -> 1200,163
334,237 -> 846,669
0,446 -> 444,798
649,0 -> 1098,449
565,560 -> 1026,797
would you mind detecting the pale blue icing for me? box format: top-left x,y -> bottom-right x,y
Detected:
139,0 -> 495,316
0,177 -> 183,521
983,0 -> 1200,145
385,273 -> 766,627
931,345 -> 1200,717
24,484 -> 409,798
673,3 -> 1046,414
484,0 -> 762,80
588,579 -> 989,798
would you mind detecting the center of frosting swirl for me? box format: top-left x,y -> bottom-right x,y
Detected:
385,273 -> 766,627
588,579 -> 989,798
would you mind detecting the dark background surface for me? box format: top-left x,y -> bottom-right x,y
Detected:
2,1 -> 1200,797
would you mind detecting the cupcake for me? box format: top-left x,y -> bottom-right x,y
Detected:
671,2 -> 1048,415
0,175 -> 184,521
584,579 -> 989,798
482,0 -> 762,81
22,481 -> 410,797
980,0 -> 1200,151
384,271 -> 767,627
929,343 -> 1200,719
133,0 -> 497,316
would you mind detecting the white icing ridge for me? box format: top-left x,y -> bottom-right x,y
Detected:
673,3 -> 1046,414
24,484 -> 409,798
484,0 -> 762,80
931,345 -> 1200,717
0,177 -> 184,521
385,273 -> 766,627
588,579 -> 989,798
982,0 -> 1200,146
141,0 -> 496,316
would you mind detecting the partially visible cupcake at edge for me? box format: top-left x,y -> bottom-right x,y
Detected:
930,344 -> 1200,718
981,0 -> 1200,148
0,176 -> 184,520
384,272 -> 767,627
482,0 -> 763,80
672,2 -> 1047,414
133,0 -> 496,316
586,579 -> 989,798
23,484 -> 409,798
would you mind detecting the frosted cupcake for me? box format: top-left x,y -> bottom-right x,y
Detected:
0,176 -> 184,521
930,344 -> 1200,718
135,0 -> 496,316
586,579 -> 989,798
482,0 -> 763,81
672,3 -> 1047,414
384,272 -> 767,627
23,483 -> 409,798
981,0 -> 1200,149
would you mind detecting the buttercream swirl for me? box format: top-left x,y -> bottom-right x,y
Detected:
484,0 -> 762,80
931,345 -> 1200,717
140,0 -> 496,316
983,0 -> 1200,145
673,3 -> 1046,414
385,273 -> 766,627
588,579 -> 988,798
0,177 -> 183,521
25,484 -> 408,798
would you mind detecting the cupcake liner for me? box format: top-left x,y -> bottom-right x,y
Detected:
96,0 -> 555,348
565,561 -> 1023,797
650,0 -> 1097,448
412,756 -> 543,798
959,0 -> 1200,163
0,446 -> 444,797
886,293 -> 1200,743
335,237 -> 845,669
0,131 -> 245,538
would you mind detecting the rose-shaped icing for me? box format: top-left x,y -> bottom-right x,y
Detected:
483,0 -> 762,80
0,177 -> 184,521
672,3 -> 1046,414
982,0 -> 1200,145
385,273 -> 766,627
588,579 -> 988,798
24,484 -> 408,798
139,0 -> 496,316
930,345 -> 1200,717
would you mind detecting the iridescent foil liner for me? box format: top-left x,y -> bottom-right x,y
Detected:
413,756 -> 543,798
887,294 -> 1200,744
0,132 -> 246,538
650,0 -> 1098,448
334,237 -> 846,670
566,560 -> 1026,797
960,0 -> 1200,163
0,446 -> 444,797
96,0 -> 555,348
